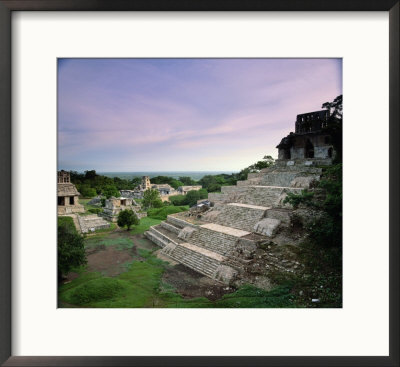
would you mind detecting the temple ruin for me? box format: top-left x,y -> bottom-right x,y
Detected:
276,110 -> 335,164
100,196 -> 146,222
57,170 -> 84,215
145,110 -> 336,286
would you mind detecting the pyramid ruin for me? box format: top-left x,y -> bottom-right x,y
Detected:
145,110 -> 335,286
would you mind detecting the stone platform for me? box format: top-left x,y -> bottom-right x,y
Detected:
145,163 -> 326,285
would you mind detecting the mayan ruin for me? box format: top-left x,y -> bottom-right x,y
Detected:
57,171 -> 84,215
57,58 -> 343,310
144,111 -> 336,286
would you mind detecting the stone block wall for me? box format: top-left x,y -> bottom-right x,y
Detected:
207,204 -> 267,232
189,226 -> 242,256
164,243 -> 222,278
167,215 -> 197,229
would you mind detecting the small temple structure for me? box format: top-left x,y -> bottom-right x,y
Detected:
57,170 -> 84,215
276,110 -> 335,165
101,196 -> 146,222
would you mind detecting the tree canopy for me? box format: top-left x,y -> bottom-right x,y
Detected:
117,209 -> 139,231
142,189 -> 163,209
58,216 -> 87,280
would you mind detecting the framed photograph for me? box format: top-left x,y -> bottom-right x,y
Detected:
1,1 -> 399,366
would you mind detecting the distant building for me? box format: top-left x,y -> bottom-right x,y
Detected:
276,110 -> 335,164
100,196 -> 146,222
177,186 -> 203,195
141,176 -> 151,190
57,170 -> 84,215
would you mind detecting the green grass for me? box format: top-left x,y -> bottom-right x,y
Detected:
147,206 -> 189,220
59,244 -> 297,308
79,198 -> 102,213
129,217 -> 163,235
85,236 -> 135,250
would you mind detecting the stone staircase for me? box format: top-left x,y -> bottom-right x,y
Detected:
145,163 -> 325,284
77,214 -> 110,233
145,218 -> 238,284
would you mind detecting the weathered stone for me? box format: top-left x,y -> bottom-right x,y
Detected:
290,176 -> 319,188
178,226 -> 197,240
254,218 -> 281,237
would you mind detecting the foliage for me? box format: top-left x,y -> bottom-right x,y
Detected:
79,185 -> 97,198
58,216 -> 87,280
247,155 -> 275,172
150,176 -> 184,190
283,190 -> 315,209
147,206 -> 189,220
322,94 -> 343,163
168,194 -> 186,206
70,170 -> 136,200
283,163 -> 342,248
117,209 -> 139,231
179,176 -> 197,185
102,185 -> 120,199
88,208 -> 102,215
168,189 -> 208,207
142,189 -> 162,209
59,237 -> 296,308
308,164 -> 342,248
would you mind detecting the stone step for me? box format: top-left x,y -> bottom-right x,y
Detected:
187,223 -> 250,256
214,185 -> 302,207
77,214 -> 110,233
161,242 -> 237,284
201,202 -> 269,232
160,220 -> 181,235
144,229 -> 170,248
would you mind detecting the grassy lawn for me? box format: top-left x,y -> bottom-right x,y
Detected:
147,205 -> 189,220
59,233 -> 296,308
129,217 -> 163,235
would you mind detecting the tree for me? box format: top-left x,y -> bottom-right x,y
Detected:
58,217 -> 86,280
102,185 -> 120,199
322,95 -> 343,162
84,170 -> 97,180
142,189 -> 162,209
117,209 -> 139,231
185,190 -> 201,206
179,176 -> 197,185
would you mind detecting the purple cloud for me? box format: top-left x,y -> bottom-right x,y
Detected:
57,58 -> 342,172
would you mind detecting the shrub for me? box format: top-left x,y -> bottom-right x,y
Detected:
117,209 -> 139,231
142,189 -> 162,209
88,208 -> 102,214
58,216 -> 86,280
283,190 -> 315,209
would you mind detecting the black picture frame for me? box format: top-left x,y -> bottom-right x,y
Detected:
0,1 -> 398,366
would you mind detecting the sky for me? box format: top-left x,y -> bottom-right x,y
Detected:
57,58 -> 342,172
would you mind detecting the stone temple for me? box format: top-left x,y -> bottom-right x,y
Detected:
276,110 -> 335,164
57,170 -> 84,215
145,110 -> 335,286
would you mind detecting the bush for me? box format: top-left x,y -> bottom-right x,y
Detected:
117,209 -> 139,231
58,216 -> 86,280
169,195 -> 186,206
88,208 -> 103,214
283,190 -> 315,209
142,189 -> 162,209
